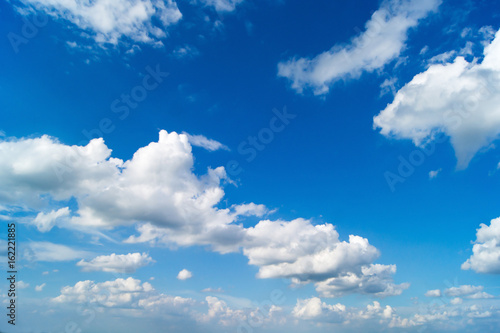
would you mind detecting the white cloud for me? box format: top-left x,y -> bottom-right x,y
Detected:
77,252 -> 154,273
450,297 -> 463,305
0,131 -> 402,298
429,168 -> 442,179
243,219 -> 378,281
425,289 -> 442,297
374,28 -> 500,168
198,0 -> 243,12
16,0 -> 182,45
24,241 -> 90,262
32,207 -> 70,232
35,283 -> 46,292
278,0 -> 441,95
243,219 -> 405,297
0,131 -> 260,252
173,45 -> 200,59
199,296 -> 247,326
53,277 -> 155,307
177,269 -> 193,280
292,297 -> 345,321
182,133 -> 230,151
314,264 -> 410,298
462,217 -> 500,274
17,281 -> 30,289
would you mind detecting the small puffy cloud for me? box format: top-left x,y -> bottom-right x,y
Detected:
198,0 -> 244,12
35,283 -> 46,292
278,0 -> 441,95
243,219 -> 379,281
425,289 -> 442,297
14,0 -> 182,45
24,242 -> 90,262
374,28 -> 500,168
243,219 -> 405,298
450,297 -> 463,305
17,281 -> 30,289
77,253 -> 154,273
177,269 -> 193,280
182,133 -> 229,151
292,297 -> 346,322
32,207 -> 70,232
462,217 -> 500,274
0,131 -> 258,252
429,169 -> 442,179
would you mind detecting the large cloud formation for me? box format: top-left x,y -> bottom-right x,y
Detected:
0,130 -> 402,297
14,0 -> 183,45
278,0 -> 441,95
374,28 -> 500,168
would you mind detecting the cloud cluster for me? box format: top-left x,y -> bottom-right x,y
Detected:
278,0 -> 441,94
0,131 -> 402,298
198,0 -> 243,12
374,28 -> 500,168
16,0 -> 182,45
77,253 -> 154,273
462,217 -> 500,274
177,269 -> 193,280
0,131 -> 263,252
243,219 -> 407,297
54,277 -> 157,307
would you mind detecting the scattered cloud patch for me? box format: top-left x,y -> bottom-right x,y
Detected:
15,0 -> 182,46
77,252 -> 154,273
278,0 -> 441,95
183,132 -> 230,151
24,242 -> 90,262
32,207 -> 70,232
374,28 -> 500,168
17,281 -> 30,289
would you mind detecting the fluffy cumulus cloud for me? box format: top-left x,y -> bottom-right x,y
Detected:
242,219 -> 407,297
183,133 -> 230,151
198,0 -> 243,12
425,289 -> 442,297
77,253 -> 154,273
278,0 -> 441,95
0,131 -> 403,298
177,269 -> 193,280
24,241 -> 90,262
0,131 -> 262,252
15,0 -> 182,45
462,217 -> 500,274
374,28 -> 500,168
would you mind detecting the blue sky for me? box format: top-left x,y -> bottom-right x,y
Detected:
1,0 -> 500,332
